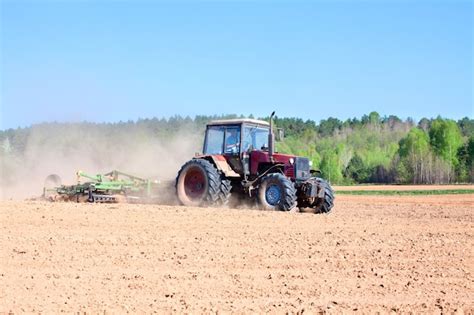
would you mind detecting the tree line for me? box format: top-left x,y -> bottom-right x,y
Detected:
1,113 -> 473,184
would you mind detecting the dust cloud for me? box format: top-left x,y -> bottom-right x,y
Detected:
0,123 -> 202,199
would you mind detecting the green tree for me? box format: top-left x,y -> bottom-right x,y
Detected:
320,151 -> 343,184
398,128 -> 431,183
418,118 -> 431,132
458,117 -> 474,138
318,117 -> 342,137
456,136 -> 474,182
344,154 -> 370,183
429,118 -> 463,167
368,111 -> 381,125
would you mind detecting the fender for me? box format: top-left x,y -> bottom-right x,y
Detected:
198,155 -> 240,178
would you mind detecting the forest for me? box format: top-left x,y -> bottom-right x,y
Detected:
1,112 -> 473,185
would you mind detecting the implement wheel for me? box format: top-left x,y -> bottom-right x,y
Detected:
176,159 -> 231,207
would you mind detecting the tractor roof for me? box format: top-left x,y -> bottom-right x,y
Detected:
207,118 -> 270,127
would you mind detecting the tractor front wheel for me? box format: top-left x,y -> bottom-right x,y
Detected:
176,159 -> 231,207
311,178 -> 334,214
257,173 -> 297,211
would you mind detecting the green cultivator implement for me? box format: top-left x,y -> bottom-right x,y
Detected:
43,170 -> 165,203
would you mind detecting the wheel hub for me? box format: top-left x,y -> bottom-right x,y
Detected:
265,184 -> 281,206
184,168 -> 206,199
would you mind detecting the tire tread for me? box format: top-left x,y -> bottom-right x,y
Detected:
312,177 -> 335,214
258,173 -> 297,211
175,159 -> 231,206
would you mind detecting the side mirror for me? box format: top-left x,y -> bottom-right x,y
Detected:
276,128 -> 285,141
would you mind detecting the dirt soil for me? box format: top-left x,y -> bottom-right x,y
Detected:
1,195 -> 473,313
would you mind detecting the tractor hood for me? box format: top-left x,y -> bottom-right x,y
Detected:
249,151 -> 311,180
250,150 -> 294,165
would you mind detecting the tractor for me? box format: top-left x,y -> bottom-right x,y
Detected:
175,112 -> 334,213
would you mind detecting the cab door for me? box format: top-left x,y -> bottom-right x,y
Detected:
223,126 -> 243,174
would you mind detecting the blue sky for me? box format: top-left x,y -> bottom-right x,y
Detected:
0,0 -> 472,129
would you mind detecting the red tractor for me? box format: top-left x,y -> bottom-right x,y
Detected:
175,112 -> 334,213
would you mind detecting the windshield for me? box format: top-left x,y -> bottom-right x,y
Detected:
242,125 -> 269,152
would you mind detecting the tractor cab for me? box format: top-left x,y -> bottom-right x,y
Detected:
202,118 -> 271,177
202,117 -> 312,183
203,118 -> 270,155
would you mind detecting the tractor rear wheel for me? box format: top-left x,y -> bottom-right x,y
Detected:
311,178 -> 334,214
257,173 -> 297,211
176,159 -> 231,207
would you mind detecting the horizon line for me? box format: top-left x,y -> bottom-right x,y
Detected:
1,112 -> 472,132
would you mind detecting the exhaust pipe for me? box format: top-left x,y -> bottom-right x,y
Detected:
268,111 -> 275,159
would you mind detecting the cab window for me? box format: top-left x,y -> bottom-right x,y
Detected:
243,126 -> 269,152
204,126 -> 241,155
224,128 -> 241,154
204,126 -> 225,154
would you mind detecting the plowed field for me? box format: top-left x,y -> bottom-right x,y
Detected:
1,194 -> 473,313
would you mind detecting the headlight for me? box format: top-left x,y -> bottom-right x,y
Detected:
309,160 -> 313,167
289,158 -> 294,165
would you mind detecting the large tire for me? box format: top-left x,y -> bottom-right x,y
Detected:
176,159 -> 231,207
312,178 -> 334,214
257,173 -> 297,211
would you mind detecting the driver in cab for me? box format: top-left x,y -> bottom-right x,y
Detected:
225,129 -> 240,154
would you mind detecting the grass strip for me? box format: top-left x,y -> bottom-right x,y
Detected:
336,189 -> 474,196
